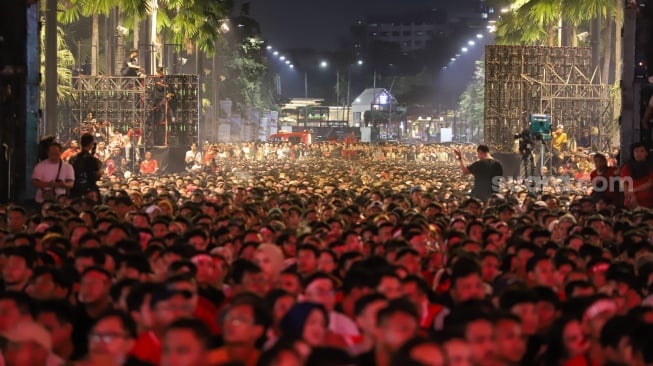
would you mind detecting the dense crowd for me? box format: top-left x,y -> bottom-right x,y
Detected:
2,133 -> 653,366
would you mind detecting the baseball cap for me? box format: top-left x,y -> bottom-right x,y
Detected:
149,284 -> 193,308
557,124 -> 564,129
2,322 -> 52,351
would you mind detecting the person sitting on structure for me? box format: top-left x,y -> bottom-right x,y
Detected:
140,151 -> 159,176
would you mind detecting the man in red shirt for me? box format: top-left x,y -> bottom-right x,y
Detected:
140,151 -> 159,175
589,153 -> 618,206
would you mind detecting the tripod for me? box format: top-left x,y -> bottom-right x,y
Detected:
520,150 -> 535,180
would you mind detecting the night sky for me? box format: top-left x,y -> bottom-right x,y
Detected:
246,0 -> 490,105
249,0 -> 447,50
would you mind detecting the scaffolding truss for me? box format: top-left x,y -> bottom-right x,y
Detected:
65,75 -> 199,148
485,46 -> 614,153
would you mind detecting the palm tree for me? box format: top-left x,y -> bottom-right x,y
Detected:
494,0 -> 617,83
58,0 -> 150,75
40,24 -> 76,103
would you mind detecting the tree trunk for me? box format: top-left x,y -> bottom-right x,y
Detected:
602,9 -> 613,84
614,2 -> 624,123
133,17 -> 140,50
92,13 -> 98,75
590,15 -> 601,81
572,25 -> 578,47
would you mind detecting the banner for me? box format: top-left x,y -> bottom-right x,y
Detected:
230,116 -> 241,141
259,113 -> 270,142
269,111 -> 279,135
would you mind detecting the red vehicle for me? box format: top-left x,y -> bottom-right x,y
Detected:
268,131 -> 313,145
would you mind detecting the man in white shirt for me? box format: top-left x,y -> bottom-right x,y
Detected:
32,141 -> 75,203
184,143 -> 202,171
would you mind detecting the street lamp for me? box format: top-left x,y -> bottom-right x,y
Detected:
462,47 -> 468,53
320,61 -> 328,68
266,45 -> 272,50
280,56 -> 286,60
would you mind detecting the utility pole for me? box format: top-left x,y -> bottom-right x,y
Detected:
304,71 -> 308,127
44,0 -> 58,136
336,70 -> 340,122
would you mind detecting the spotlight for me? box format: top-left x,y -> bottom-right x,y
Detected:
116,26 -> 129,36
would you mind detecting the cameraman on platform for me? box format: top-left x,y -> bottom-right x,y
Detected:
516,128 -> 535,178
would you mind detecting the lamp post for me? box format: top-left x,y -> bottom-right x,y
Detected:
346,60 -> 364,125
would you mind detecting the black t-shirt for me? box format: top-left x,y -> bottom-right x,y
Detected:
467,158 -> 503,202
70,151 -> 101,197
356,350 -> 377,366
121,57 -> 139,76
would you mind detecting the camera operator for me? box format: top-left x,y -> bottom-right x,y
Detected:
516,128 -> 535,177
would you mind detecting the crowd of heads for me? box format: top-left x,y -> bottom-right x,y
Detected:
1,139 -> 653,366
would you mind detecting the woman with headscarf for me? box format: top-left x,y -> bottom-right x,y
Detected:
279,302 -> 329,347
621,142 -> 653,208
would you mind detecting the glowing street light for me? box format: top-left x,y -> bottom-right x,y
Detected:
451,58 -> 456,61
273,51 -> 279,56
462,47 -> 468,52
320,61 -> 328,68
289,64 -> 294,69
280,56 -> 286,60
468,40 -> 475,46
357,60 -> 364,65
476,34 -> 483,39
266,45 -> 272,50
285,60 -> 290,64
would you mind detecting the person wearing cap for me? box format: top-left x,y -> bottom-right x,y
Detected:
552,125 -> 568,167
453,144 -> 503,202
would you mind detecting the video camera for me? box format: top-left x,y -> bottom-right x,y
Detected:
514,129 -> 533,155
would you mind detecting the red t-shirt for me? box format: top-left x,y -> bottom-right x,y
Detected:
130,331 -> 161,365
621,163 -> 653,207
140,159 -> 159,175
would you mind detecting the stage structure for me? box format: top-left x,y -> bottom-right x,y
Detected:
65,75 -> 199,149
484,46 -> 614,155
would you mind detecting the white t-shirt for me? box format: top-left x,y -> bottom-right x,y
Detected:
32,159 -> 75,203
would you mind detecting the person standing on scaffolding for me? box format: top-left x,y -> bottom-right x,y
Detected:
120,49 -> 145,77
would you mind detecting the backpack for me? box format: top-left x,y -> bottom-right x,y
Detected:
70,152 -> 97,196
